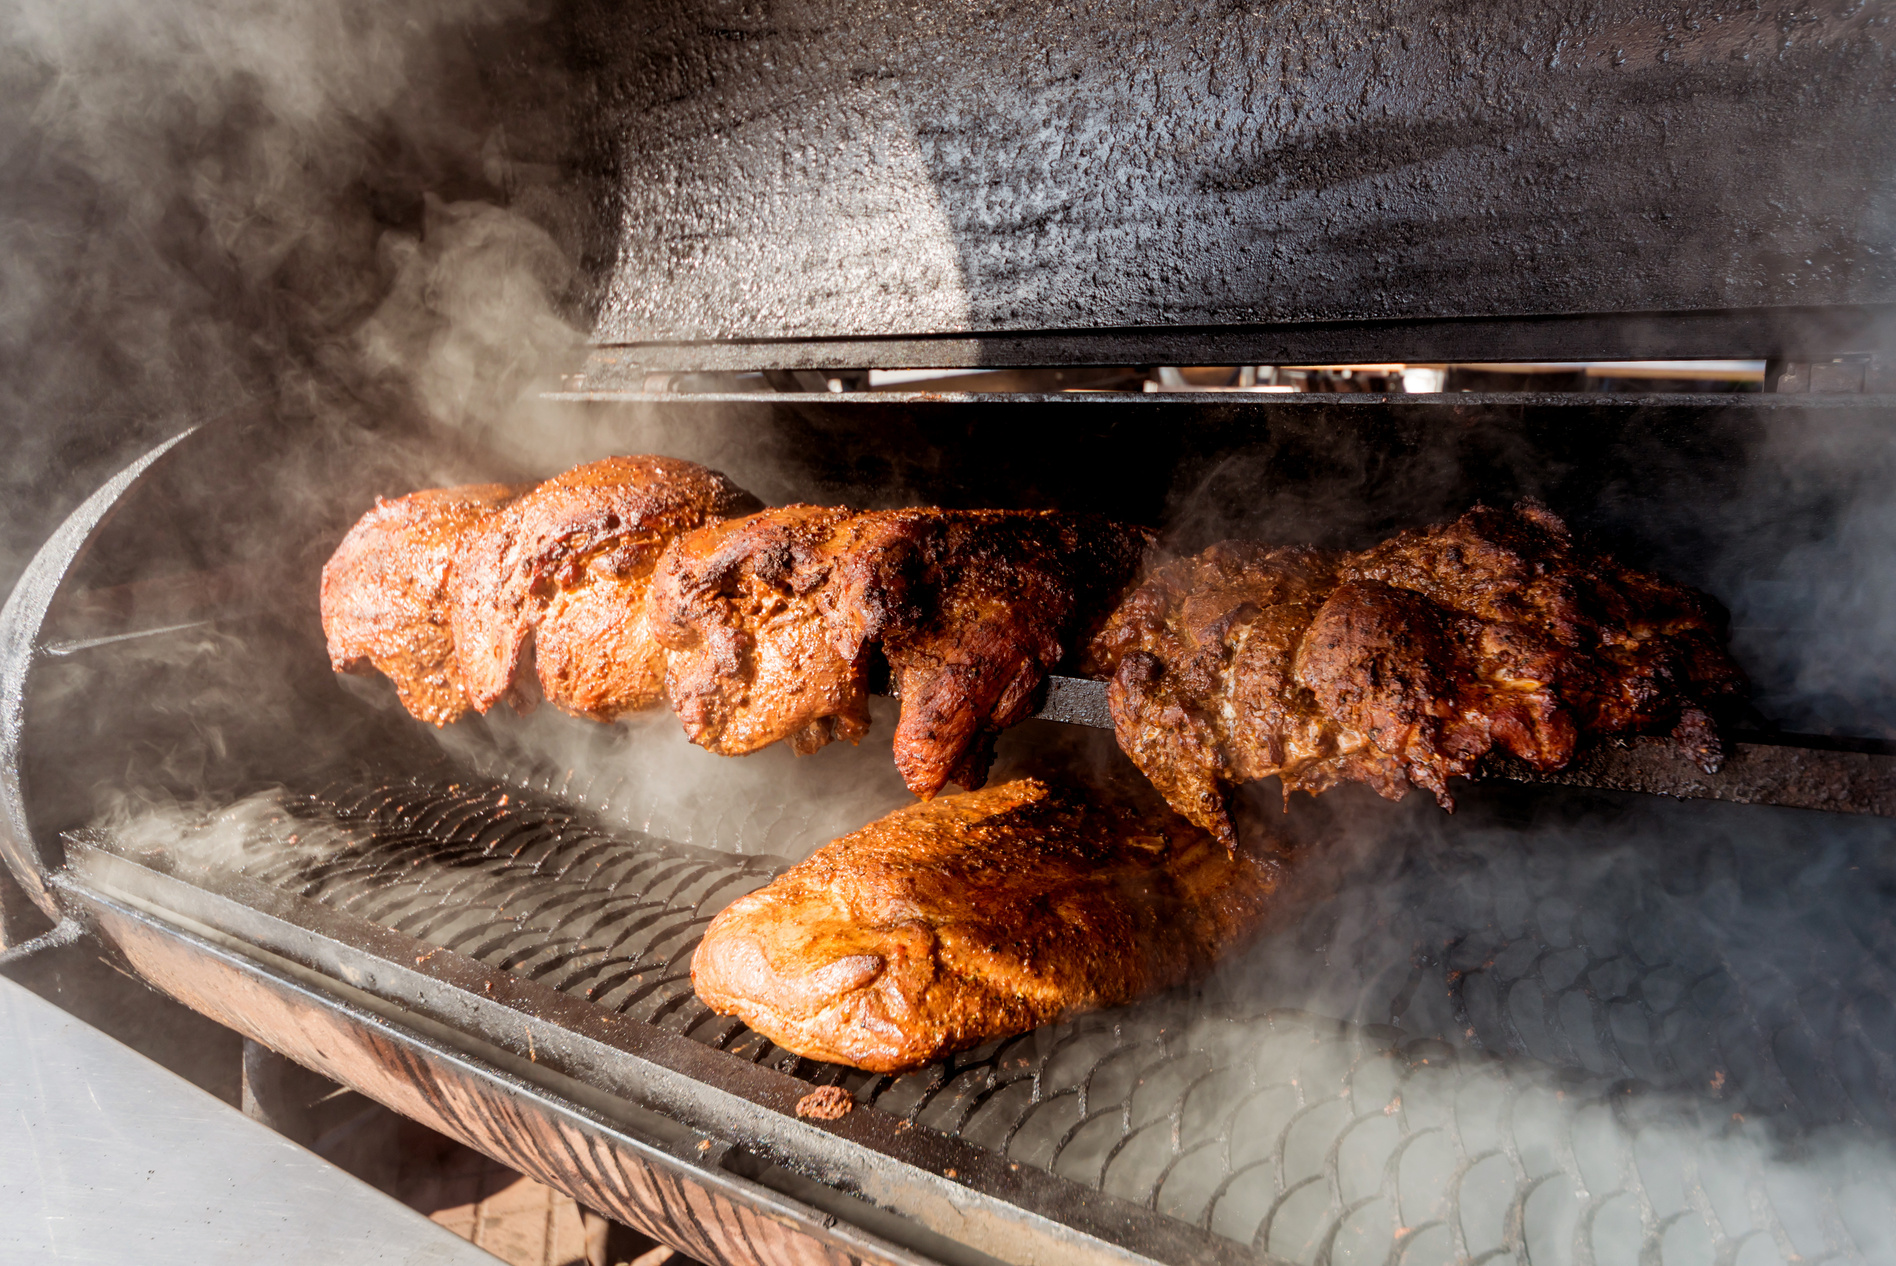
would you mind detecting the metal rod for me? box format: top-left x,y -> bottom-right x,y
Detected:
0,917 -> 86,970
1014,676 -> 1896,817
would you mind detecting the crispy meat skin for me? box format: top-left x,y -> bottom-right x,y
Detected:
691,779 -> 1282,1072
450,456 -> 760,720
321,484 -> 525,725
650,508 -> 1153,795
1090,503 -> 1745,838
646,505 -> 874,757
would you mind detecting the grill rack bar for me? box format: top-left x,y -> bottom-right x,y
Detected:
1020,676 -> 1896,817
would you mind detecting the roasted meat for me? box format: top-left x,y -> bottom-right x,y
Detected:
879,510 -> 1154,796
1329,501 -> 1745,773
1089,502 -> 1746,841
649,507 -> 1153,796
321,483 -> 526,725
645,505 -> 873,757
1082,542 -> 1379,845
691,778 -> 1283,1072
450,456 -> 760,720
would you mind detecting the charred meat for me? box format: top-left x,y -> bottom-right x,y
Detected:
1330,501 -> 1745,772
649,507 -> 1153,796
1089,502 -> 1746,841
691,778 -> 1283,1072
449,456 -> 760,720
1081,542 -> 1380,846
878,509 -> 1153,797
321,483 -> 527,725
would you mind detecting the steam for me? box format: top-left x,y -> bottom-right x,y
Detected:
93,739 -> 1896,1260
356,193 -> 588,471
10,1 -> 1896,1259
1717,405 -> 1896,738
434,698 -> 920,859
0,0 -> 590,593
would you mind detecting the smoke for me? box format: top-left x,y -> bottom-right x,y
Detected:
0,0 -> 596,597
1715,404 -> 1896,738
9,1 -> 1896,1257
1168,782 -> 1896,1260
431,697 -> 921,859
355,193 -> 590,470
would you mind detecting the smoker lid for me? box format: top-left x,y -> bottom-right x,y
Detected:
580,0 -> 1896,366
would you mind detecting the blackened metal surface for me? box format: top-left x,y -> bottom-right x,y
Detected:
578,308 -> 1896,375
1033,676 -> 1115,730
1486,734 -> 1896,815
582,0 -> 1896,359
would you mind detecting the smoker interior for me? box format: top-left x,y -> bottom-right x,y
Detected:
74,757 -> 1896,1263
10,398 -> 1896,1265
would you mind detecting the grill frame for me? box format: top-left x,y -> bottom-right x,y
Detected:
10,397 -> 1896,1264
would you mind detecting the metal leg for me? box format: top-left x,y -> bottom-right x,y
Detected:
580,1206 -> 669,1266
240,1038 -> 331,1144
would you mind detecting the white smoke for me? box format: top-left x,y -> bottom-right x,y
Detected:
0,0 -> 585,591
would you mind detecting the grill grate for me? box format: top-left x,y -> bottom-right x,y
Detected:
155,771 -> 1896,1264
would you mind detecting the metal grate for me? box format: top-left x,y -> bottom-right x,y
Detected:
157,771 -> 1896,1264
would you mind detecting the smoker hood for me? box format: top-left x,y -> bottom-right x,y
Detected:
573,0 -> 1896,369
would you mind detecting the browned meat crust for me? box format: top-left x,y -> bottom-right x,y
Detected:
1333,502 -> 1745,768
1088,502 -> 1746,842
449,456 -> 760,720
690,779 -> 1283,1072
878,510 -> 1154,796
645,505 -> 873,757
321,484 -> 526,725
649,507 -> 1153,796
1082,542 -> 1374,844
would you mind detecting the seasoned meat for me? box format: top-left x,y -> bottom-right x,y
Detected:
691,778 -> 1283,1072
649,507 -> 1153,795
1291,578 -> 1500,807
321,483 -> 525,725
1091,502 -> 1746,838
878,510 -> 1153,796
646,505 -> 875,757
450,456 -> 760,720
1085,542 -> 1392,846
1331,501 -> 1745,773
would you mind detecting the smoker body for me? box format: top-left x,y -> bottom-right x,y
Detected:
8,1 -> 1896,1260
9,389 -> 1896,1264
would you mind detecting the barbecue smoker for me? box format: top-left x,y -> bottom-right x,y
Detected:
6,2 -> 1896,1263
